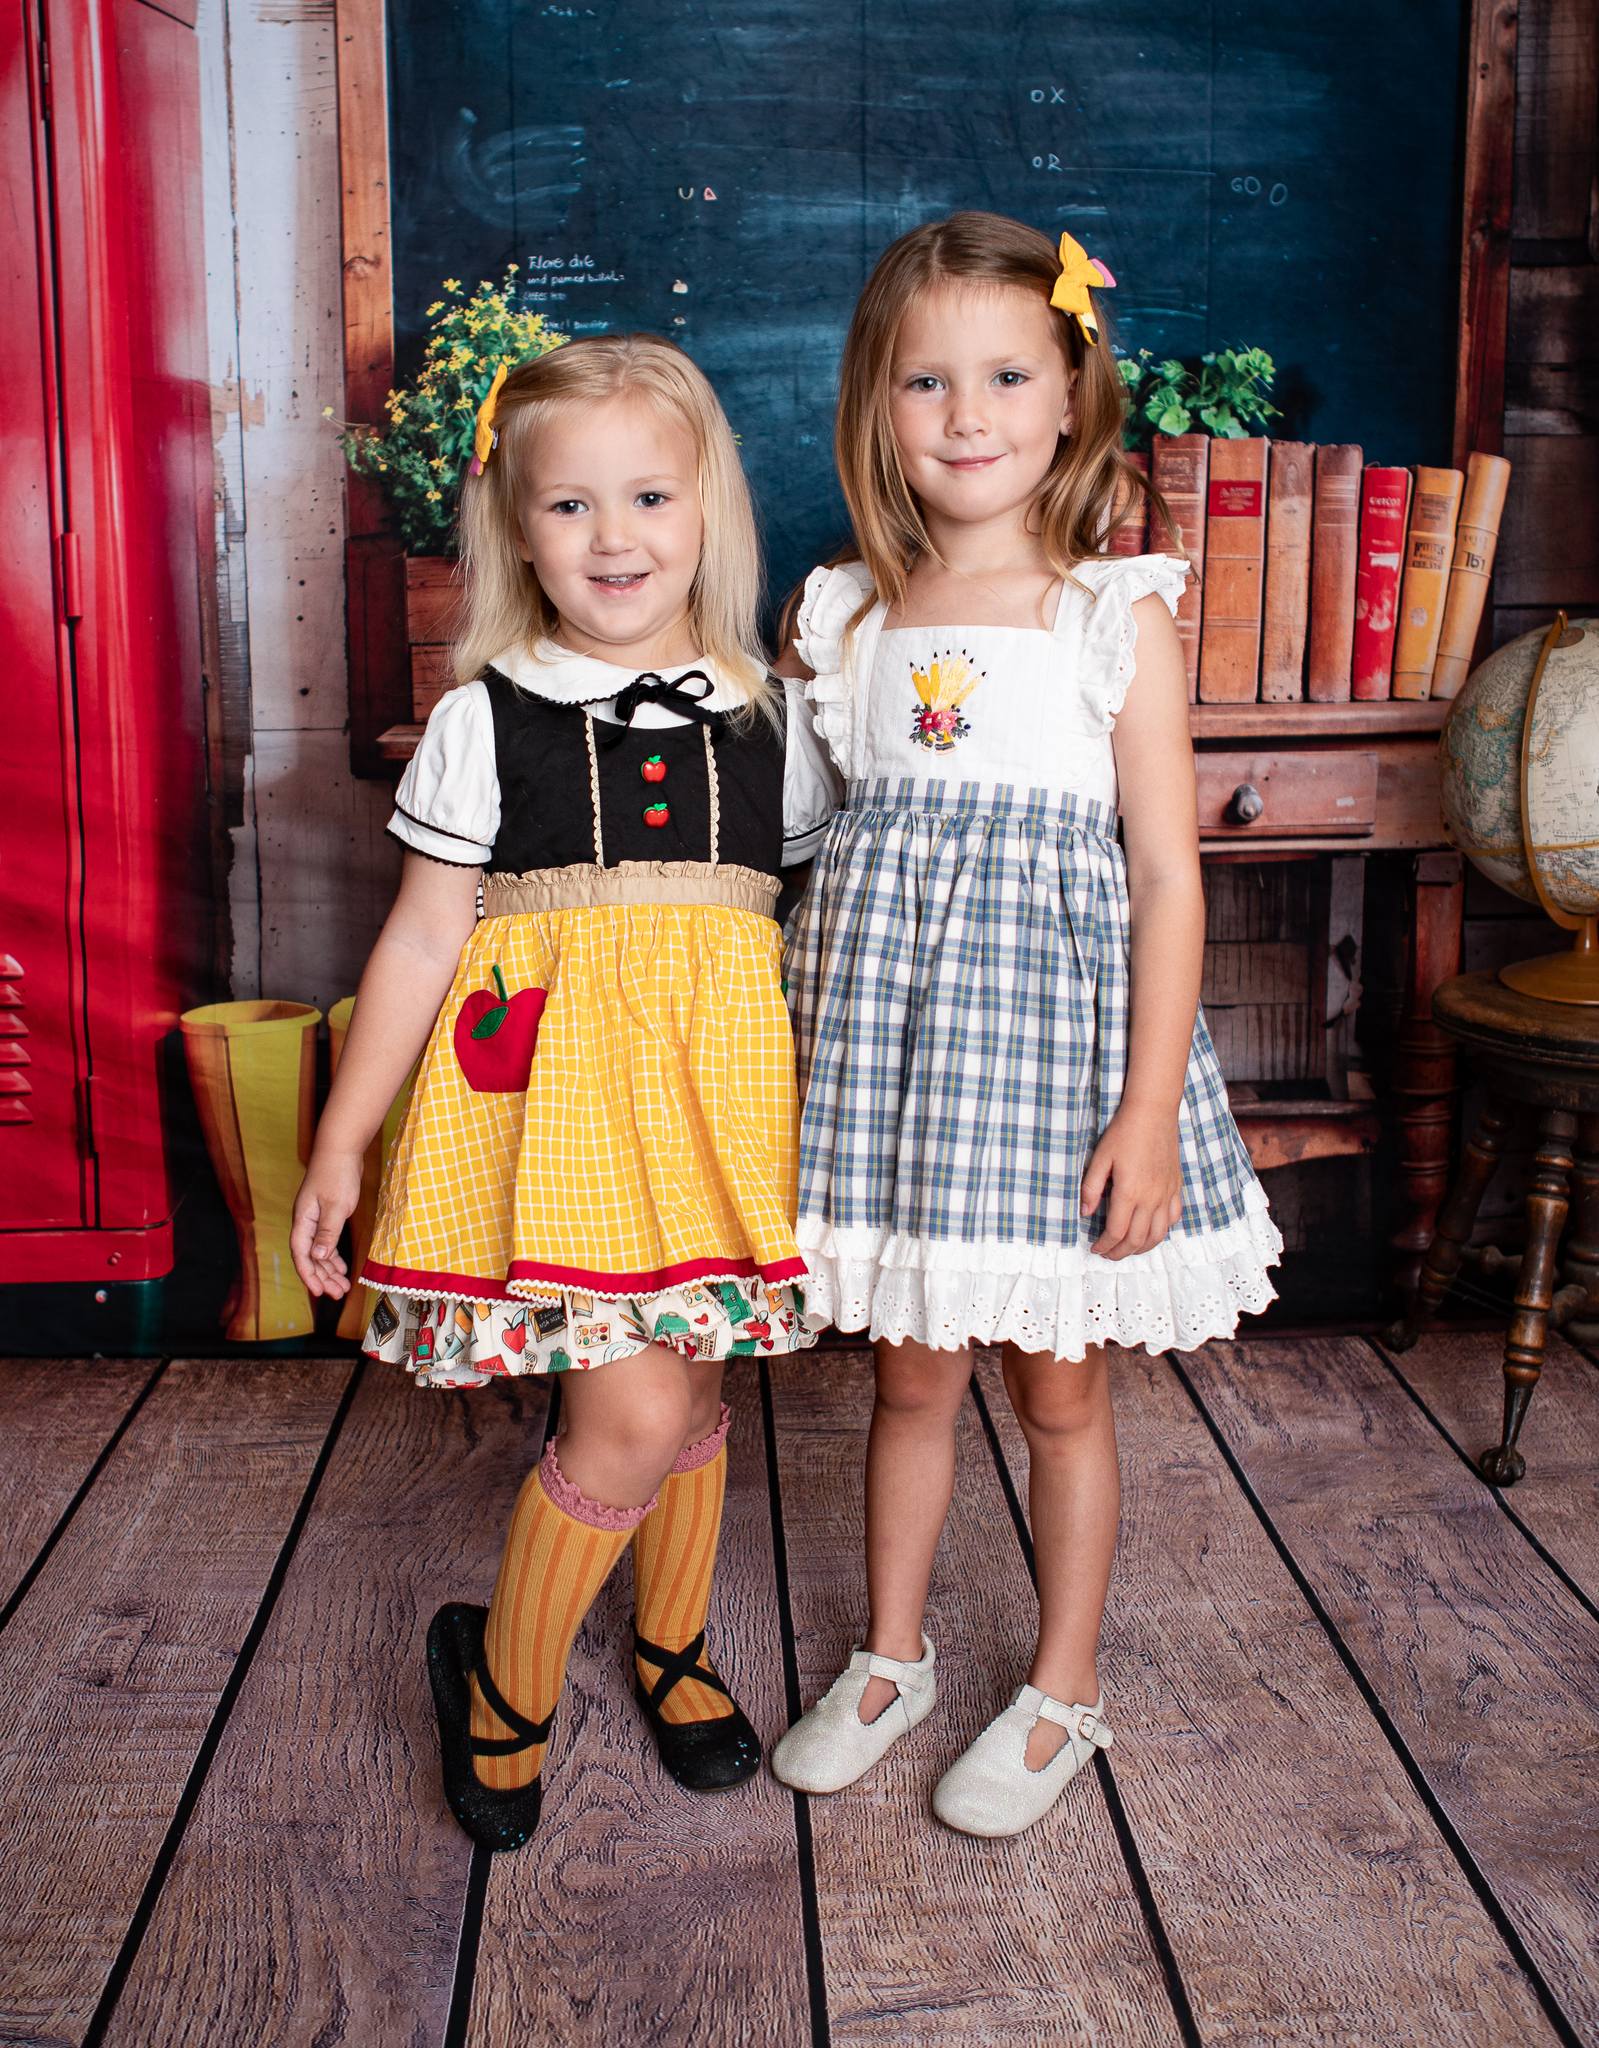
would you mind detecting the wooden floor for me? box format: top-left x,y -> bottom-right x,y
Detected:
1,1329 -> 1595,2048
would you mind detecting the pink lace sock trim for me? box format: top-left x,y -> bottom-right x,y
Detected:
536,1439 -> 658,1530
671,1402 -> 732,1474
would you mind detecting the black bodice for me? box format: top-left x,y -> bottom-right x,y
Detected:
482,667 -> 786,879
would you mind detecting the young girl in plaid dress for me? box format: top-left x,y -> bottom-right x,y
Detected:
290,335 -> 836,1851
772,213 -> 1281,1836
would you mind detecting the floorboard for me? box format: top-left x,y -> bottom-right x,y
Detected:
0,1359 -> 349,2048
978,1347 -> 1560,2047
468,1390 -> 813,2047
1376,1328 -> 1599,1610
771,1351 -> 1181,2048
1179,1335 -> 1599,2046
93,1362 -> 545,2048
0,1360 -> 158,1621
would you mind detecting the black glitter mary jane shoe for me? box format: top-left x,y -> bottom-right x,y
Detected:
426,1602 -> 554,1853
633,1625 -> 763,1791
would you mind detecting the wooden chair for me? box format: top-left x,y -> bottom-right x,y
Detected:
1386,970 -> 1599,1486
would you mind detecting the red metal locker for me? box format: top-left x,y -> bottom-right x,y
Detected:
0,0 -> 209,1283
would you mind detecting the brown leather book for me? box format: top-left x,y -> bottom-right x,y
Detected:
1199,437 -> 1269,701
1108,451 -> 1150,557
1306,444 -> 1363,701
1392,466 -> 1465,698
1149,433 -> 1209,699
1431,453 -> 1512,699
1260,441 -> 1314,700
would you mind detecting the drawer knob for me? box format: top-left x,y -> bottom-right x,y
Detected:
1227,781 -> 1265,825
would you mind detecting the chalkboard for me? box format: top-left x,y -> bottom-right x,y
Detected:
385,0 -> 1465,610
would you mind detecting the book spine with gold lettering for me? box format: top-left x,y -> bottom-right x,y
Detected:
1199,437 -> 1269,701
1306,444 -> 1363,702
1391,466 -> 1465,699
1260,441 -> 1314,700
1351,466 -> 1412,701
1430,452 -> 1512,699
1149,432 -> 1209,700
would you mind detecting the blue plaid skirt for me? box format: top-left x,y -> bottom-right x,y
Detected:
784,777 -> 1281,1357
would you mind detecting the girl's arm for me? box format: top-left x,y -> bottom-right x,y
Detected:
1083,592 -> 1206,1259
289,852 -> 480,1297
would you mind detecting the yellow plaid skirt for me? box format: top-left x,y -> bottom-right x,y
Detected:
362,896 -> 807,1308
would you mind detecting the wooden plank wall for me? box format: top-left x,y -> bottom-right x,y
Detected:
195,0 -> 397,1012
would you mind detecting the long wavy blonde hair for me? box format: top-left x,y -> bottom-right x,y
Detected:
833,211 -> 1180,621
453,333 -> 772,713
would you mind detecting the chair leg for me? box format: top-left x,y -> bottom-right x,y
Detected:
1480,1106 -> 1576,1488
1561,1113 -> 1599,1345
1384,1096 -> 1515,1351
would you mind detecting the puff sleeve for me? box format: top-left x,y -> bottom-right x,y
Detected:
792,560 -> 875,781
1069,554 -> 1193,733
388,679 -> 499,865
781,678 -> 846,864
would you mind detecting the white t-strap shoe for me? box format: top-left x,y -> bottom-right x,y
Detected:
771,1636 -> 938,1794
932,1686 -> 1112,1837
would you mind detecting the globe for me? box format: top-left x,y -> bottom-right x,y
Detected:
1439,614 -> 1599,1005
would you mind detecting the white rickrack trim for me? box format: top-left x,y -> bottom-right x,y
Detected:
360,1273 -> 563,1311
703,722 -> 721,866
583,712 -> 606,866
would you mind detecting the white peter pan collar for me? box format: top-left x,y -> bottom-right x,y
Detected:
486,640 -> 752,714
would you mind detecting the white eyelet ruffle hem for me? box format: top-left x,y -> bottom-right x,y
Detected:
794,1179 -> 1282,1359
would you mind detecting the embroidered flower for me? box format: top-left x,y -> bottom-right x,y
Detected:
909,651 -> 982,752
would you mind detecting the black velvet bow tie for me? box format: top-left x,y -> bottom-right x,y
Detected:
599,669 -> 717,745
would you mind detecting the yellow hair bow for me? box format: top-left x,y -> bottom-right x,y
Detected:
469,360 -> 510,475
1049,231 -> 1116,343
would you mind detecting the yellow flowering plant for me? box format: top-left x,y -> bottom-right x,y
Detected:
331,266 -> 565,553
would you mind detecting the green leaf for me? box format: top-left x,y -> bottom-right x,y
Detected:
471,1003 -> 508,1040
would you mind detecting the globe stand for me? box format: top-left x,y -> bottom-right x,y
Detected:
1495,612 -> 1599,1008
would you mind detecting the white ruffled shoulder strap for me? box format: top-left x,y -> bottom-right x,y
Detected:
793,560 -> 878,780
1057,553 -> 1192,733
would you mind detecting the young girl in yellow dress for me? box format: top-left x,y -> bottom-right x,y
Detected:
289,334 -> 837,1851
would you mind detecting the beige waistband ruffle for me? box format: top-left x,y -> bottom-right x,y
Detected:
481,860 -> 781,918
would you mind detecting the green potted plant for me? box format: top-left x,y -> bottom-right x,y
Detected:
1118,345 -> 1280,450
329,266 -> 565,720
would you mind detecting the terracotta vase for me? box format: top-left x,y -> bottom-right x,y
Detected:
327,996 -> 416,1342
180,1000 -> 321,1342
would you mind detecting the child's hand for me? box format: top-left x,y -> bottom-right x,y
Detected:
1080,1106 -> 1183,1260
290,1150 -> 365,1298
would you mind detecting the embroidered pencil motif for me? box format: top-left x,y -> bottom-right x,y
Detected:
909,651 -> 982,752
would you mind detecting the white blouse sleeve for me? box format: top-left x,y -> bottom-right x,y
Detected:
792,560 -> 874,781
388,679 -> 499,865
781,678 -> 846,864
1069,553 -> 1193,732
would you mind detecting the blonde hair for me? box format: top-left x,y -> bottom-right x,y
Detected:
453,333 -> 772,716
834,210 -> 1179,619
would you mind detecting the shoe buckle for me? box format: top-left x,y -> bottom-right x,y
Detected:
1076,1709 -> 1100,1742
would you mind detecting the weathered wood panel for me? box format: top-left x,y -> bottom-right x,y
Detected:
0,1359 -> 349,2048
1181,1334 -> 1599,2042
771,1351 -> 1180,2047
468,1392 -> 812,2046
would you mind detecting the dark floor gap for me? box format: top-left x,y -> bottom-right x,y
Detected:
967,1372 -> 1202,2048
1364,1336 -> 1599,1629
758,1361 -> 833,2048
0,1357 -> 169,1639
80,1358 -> 367,2048
1161,1346 -> 1583,2048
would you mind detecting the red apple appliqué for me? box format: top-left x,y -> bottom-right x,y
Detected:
453,964 -> 546,1092
641,754 -> 668,783
643,801 -> 670,828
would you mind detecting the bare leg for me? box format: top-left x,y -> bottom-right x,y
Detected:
858,1336 -> 973,1724
1001,1342 -> 1119,1768
556,1341 -> 699,1506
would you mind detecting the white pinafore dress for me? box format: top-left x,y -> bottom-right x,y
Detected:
783,553 -> 1283,1360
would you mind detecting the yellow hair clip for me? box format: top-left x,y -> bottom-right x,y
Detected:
1049,231 -> 1116,344
469,360 -> 510,475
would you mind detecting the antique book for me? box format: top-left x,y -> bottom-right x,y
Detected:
1431,452 -> 1512,699
1392,466 -> 1465,699
1108,450 -> 1150,557
1306,444 -> 1362,702
1260,440 -> 1314,700
1149,432 -> 1209,699
1351,466 -> 1413,701
1198,437 -> 1269,701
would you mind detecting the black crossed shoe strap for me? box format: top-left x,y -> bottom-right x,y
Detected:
634,1627 -> 732,1715
468,1637 -> 556,1759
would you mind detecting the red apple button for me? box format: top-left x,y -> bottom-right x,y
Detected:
643,801 -> 670,828
641,754 -> 668,783
454,964 -> 546,1092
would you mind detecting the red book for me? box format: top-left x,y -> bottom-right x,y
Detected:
1198,437 -> 1268,702
1351,466 -> 1413,701
1149,433 -> 1209,700
1261,441 -> 1314,700
1307,444 -> 1363,702
1108,451 -> 1150,557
